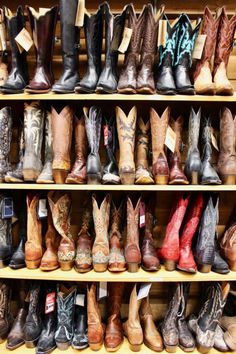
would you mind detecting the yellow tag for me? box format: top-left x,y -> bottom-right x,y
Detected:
165,126 -> 176,153
39,8 -> 50,15
75,0 -> 85,27
15,28 -> 33,52
211,128 -> 219,151
157,20 -> 167,47
192,34 -> 207,60
118,27 -> 133,53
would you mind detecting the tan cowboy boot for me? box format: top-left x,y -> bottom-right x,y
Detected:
116,106 -> 137,184
135,118 -> 154,185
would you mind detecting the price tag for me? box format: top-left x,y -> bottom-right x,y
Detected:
192,34 -> 207,60
75,294 -> 85,306
139,201 -> 145,228
211,128 -> 219,151
45,292 -> 56,314
137,283 -> 152,300
157,20 -> 167,47
165,125 -> 176,153
2,197 -> 14,219
118,27 -> 133,53
98,282 -> 107,300
75,0 -> 85,27
37,199 -> 48,219
104,124 -> 109,146
15,28 -> 34,52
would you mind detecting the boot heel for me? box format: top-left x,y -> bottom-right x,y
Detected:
56,341 -> 70,350
127,263 -> 139,273
120,172 -> 135,185
165,345 -> 178,353
222,175 -> 236,185
155,175 -> 169,185
164,260 -> 176,271
89,341 -> 103,351
25,338 -> 39,348
228,261 -> 236,271
23,169 -> 39,181
87,174 -> 101,185
199,264 -> 211,273
25,259 -> 41,269
53,170 -> 68,184
129,343 -> 142,352
93,263 -> 108,272
191,171 -> 199,185
59,260 -> 74,271
197,344 -> 211,354
0,258 -> 10,268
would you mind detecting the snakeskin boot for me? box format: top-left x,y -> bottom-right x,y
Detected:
0,107 -> 12,182
0,194 -> 13,268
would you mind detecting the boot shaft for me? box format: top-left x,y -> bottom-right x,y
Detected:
108,282 -> 124,316
170,115 -> 183,158
125,4 -> 147,56
103,116 -> 118,173
110,201 -> 123,238
74,115 -> 87,161
188,107 -> 201,149
201,116 -> 213,163
0,282 -> 11,318
126,197 -> 141,244
0,106 -> 12,157
24,102 -> 44,158
92,194 -> 111,243
136,118 -> 150,170
219,107 -> 236,155
26,194 -> 42,243
56,284 -> 76,339
84,106 -> 102,155
128,284 -> 142,324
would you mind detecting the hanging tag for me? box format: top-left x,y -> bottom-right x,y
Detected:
0,23 -> 7,51
137,283 -> 152,300
75,294 -> 85,306
157,20 -> 167,47
211,128 -> 219,151
75,0 -> 85,27
2,197 -> 14,219
139,201 -> 146,228
192,34 -> 207,60
15,28 -> 34,52
165,126 -> 176,153
98,282 -> 107,300
45,292 -> 56,314
37,199 -> 48,219
103,125 -> 109,146
118,27 -> 133,53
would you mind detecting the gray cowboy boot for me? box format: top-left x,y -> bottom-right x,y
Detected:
0,281 -> 13,342
5,128 -> 24,183
0,107 -> 12,182
0,195 -> 13,268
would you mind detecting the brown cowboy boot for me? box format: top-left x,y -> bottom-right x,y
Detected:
66,115 -> 87,184
150,107 -> 170,184
105,283 -> 124,351
213,8 -> 236,95
135,118 -> 154,185
0,282 -> 13,342
169,116 -> 189,185
25,194 -> 43,269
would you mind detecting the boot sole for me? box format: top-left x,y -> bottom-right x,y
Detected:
24,88 -> 50,93
135,176 -> 154,184
56,341 -> 70,350
71,343 -> 89,350
75,88 -> 95,93
0,258 -> 11,268
117,88 -> 136,94
105,342 -> 123,352
25,259 -> 41,269
212,267 -> 230,274
224,332 -> 236,351
177,265 -> 196,274
169,179 -> 189,185
142,265 -> 160,272
179,344 -> 195,352
128,342 -> 143,352
108,266 -> 126,272
89,341 -> 103,351
156,89 -> 176,95
197,344 -> 212,354
127,263 -> 140,273
74,265 -> 92,273
93,263 -> 108,272
40,265 -> 59,271
164,344 -> 178,353
36,180 -> 54,184
9,263 -> 26,270
59,260 -> 74,271
36,345 -> 57,354
4,176 -> 23,183
144,340 -> 163,352
136,87 -> 156,95
65,177 -> 86,184
95,87 -> 117,94
6,340 -> 25,350
25,336 -> 40,348
52,170 -> 68,184
23,169 -> 39,181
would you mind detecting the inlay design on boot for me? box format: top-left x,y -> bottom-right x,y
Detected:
0,195 -> 13,268
0,107 -> 12,182
0,282 -> 13,343
5,128 -> 24,183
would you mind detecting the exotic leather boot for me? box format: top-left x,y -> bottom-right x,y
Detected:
105,283 -> 124,351
25,6 -> 58,93
150,107 -> 170,184
169,116 -> 188,185
200,116 -> 221,185
0,7 -> 28,93
66,115 -> 87,184
0,195 -> 13,268
159,193 -> 190,271
125,197 -> 141,272
6,308 -> 27,350
140,295 -> 163,352
72,299 -> 88,350
37,111 -> 54,184
217,107 -> 236,184
123,284 -> 143,351
96,3 -> 126,93
0,107 -> 12,182
23,102 -> 44,182
25,194 -> 42,269
48,192 -> 75,270
84,106 -> 102,184
52,0 -> 79,93
220,316 -> 236,350
108,201 -> 126,272
55,284 -> 76,350
213,8 -> 236,95
221,207 -> 236,270
92,194 -> 111,272
177,193 -> 204,273
194,7 -> 222,95
5,128 -> 24,183
117,4 -> 147,94
87,282 -> 104,351
0,282 -> 13,343
75,5 -> 103,93
212,233 -> 229,274
116,106 -> 137,185
184,107 -> 202,184
135,118 -> 154,185
51,105 -> 73,184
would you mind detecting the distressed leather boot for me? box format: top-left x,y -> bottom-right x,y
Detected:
213,8 -> 236,95
221,208 -> 236,271
140,296 -> 163,352
0,195 -> 13,268
108,201 -> 126,272
52,0 -> 79,93
184,107 -> 202,184
150,107 -> 170,184
177,193 -> 204,273
48,192 -> 75,270
135,118 -> 154,185
169,116 -> 188,185
123,284 -> 143,351
84,106 -> 102,184
72,299 -> 88,350
220,316 -> 236,350
51,106 -> 73,184
0,7 -> 28,93
212,233 -> 229,274
25,6 -> 58,93
116,106 -> 137,184
159,193 -> 190,271
6,308 -> 27,350
105,283 -> 124,351
125,197 -> 141,272
217,107 -> 236,184
25,194 -> 42,269
87,283 -> 104,351
5,128 -> 24,183
75,5 -> 103,93
92,194 -> 111,272
117,5 -> 147,94
0,282 -> 13,342
66,115 -> 87,184
23,103 -> 44,182
0,107 -> 12,182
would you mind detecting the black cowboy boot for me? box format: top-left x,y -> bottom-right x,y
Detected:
0,281 -> 13,342
72,298 -> 88,350
0,195 -> 13,268
0,107 -> 12,183
212,233 -> 229,274
5,128 -> 24,183
7,307 -> 27,350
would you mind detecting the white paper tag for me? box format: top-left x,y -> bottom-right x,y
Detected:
165,126 -> 176,153
118,27 -> 133,53
157,20 -> 167,48
75,294 -> 85,307
15,28 -> 34,52
38,199 -> 48,219
192,34 -> 207,60
211,128 -> 219,151
75,0 -> 85,27
137,283 -> 152,300
98,282 -> 107,300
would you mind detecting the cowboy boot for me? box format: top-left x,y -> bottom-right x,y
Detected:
105,283 -> 124,351
150,107 -> 170,184
108,201 -> 126,272
25,6 -> 58,93
0,107 -> 12,182
51,106 -> 73,184
194,7 -> 222,95
123,284 -> 143,351
37,111 -> 54,184
116,106 -> 137,184
92,194 -> 111,272
212,233 -> 229,274
0,282 -> 13,343
6,307 -> 27,350
72,293 -> 88,350
66,115 -> 87,184
220,207 -> 236,270
25,194 -> 42,269
135,118 -> 154,185
48,192 -> 75,270
96,3 -> 126,93
75,5 -> 103,93
217,107 -> 236,184
220,316 -> 236,350
0,195 -> 12,268
117,5 -> 147,94
5,128 -> 24,183
169,116 -> 188,185
84,106 -> 102,184
177,193 -> 204,273
201,116 -> 221,184
52,0 -> 79,93
23,102 -> 44,182
184,107 -> 202,184
125,197 -> 141,273
213,8 -> 236,95
102,116 -> 120,185
0,7 -> 28,93
87,283 -> 104,351
159,193 -> 190,271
